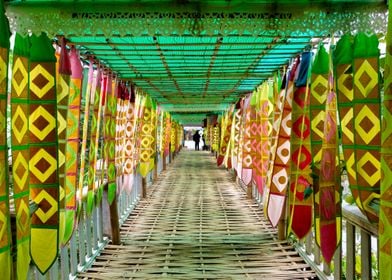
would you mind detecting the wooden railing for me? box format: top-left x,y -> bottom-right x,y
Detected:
9,152 -> 173,280
239,177 -> 379,280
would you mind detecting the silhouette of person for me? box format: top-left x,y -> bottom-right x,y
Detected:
193,130 -> 201,151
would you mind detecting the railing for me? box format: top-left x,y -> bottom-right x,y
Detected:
24,152 -> 171,280
233,172 -> 379,280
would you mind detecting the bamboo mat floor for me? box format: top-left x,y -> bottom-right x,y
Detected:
78,150 -> 318,280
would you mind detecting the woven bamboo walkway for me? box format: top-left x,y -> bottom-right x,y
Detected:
78,150 -> 318,280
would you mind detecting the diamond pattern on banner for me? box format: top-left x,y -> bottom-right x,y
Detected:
30,63 -> 55,100
380,19 -> 392,276
10,50 -> 30,280
29,53 -> 59,274
354,104 -> 380,145
33,190 -> 58,224
266,67 -> 295,228
13,151 -> 29,190
30,147 -> 57,184
350,44 -> 381,223
12,105 -> 29,144
12,57 -> 28,97
29,104 -> 56,142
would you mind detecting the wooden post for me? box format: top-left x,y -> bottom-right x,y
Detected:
334,245 -> 342,280
305,231 -> 312,255
163,154 -> 167,171
142,177 -> 147,198
108,194 -> 121,245
346,222 -> 355,280
361,229 -> 372,279
278,199 -> 286,240
246,184 -> 252,199
169,145 -> 172,163
153,153 -> 158,182
103,183 -> 120,245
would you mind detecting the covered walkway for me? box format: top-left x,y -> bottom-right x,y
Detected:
78,150 -> 317,279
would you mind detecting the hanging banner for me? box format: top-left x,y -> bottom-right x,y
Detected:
288,52 -> 313,239
380,3 -> 392,278
0,5 -> 11,278
139,95 -> 154,177
311,45 -> 341,263
10,33 -> 30,280
123,85 -> 136,193
266,58 -> 298,227
115,83 -> 126,193
29,33 -> 59,274
56,38 -> 71,245
63,47 -> 82,245
352,33 -> 380,223
241,96 -> 253,186
87,68 -> 102,213
77,63 -> 93,220
249,90 -> 262,192
105,76 -> 117,204
218,107 -> 233,168
259,83 -> 273,195
263,73 -> 285,212
232,100 -> 243,177
149,100 -> 157,170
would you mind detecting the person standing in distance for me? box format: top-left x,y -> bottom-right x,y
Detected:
193,130 -> 201,151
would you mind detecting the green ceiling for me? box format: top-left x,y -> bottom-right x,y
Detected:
4,0 -> 388,124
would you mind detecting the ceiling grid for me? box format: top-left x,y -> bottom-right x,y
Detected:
4,0 -> 388,124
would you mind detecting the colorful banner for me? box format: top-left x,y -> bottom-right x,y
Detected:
288,52 -> 313,240
0,5 -> 11,277
241,96 -> 253,185
29,33 -> 59,274
56,38 -> 71,245
105,76 -> 117,204
10,33 -> 31,280
259,82 -> 274,195
87,68 -> 102,213
63,47 -> 82,245
312,45 -> 341,263
139,95 -> 155,177
217,108 -> 233,168
264,73 -> 285,212
123,85 -> 136,193
380,3 -> 392,278
232,100 -> 243,177
351,33 -> 380,223
267,59 -> 298,227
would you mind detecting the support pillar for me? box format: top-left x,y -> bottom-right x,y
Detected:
142,177 -> 147,198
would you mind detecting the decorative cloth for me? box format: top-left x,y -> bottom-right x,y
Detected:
380,3 -> 392,278
63,47 -> 82,245
10,33 -> 30,280
56,39 -> 71,245
266,59 -> 298,227
311,45 -> 341,264
241,96 -> 253,186
288,52 -> 313,240
29,33 -> 59,274
0,5 -> 11,277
